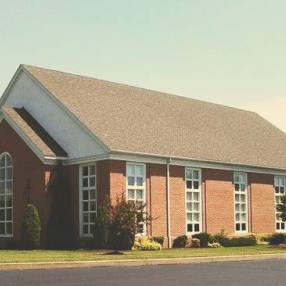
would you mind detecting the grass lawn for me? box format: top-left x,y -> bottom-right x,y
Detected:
0,245 -> 285,263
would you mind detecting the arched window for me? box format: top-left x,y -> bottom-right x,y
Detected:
0,153 -> 13,237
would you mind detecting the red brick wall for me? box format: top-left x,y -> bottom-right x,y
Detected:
170,165 -> 185,238
204,169 -> 234,235
249,173 -> 275,234
109,160 -> 125,205
148,164 -> 167,238
0,120 -> 54,246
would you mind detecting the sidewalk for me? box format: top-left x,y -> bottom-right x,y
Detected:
1,253 -> 286,271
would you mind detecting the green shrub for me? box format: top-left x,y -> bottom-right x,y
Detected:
191,238 -> 200,248
153,236 -> 164,246
213,230 -> 257,247
133,237 -> 162,251
22,204 -> 41,249
173,235 -> 188,248
93,205 -> 109,249
269,233 -> 286,245
193,232 -> 214,248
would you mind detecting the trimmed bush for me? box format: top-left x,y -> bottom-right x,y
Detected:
133,237 -> 162,251
193,232 -> 214,248
269,233 -> 286,245
173,235 -> 188,248
22,204 -> 41,249
191,238 -> 200,248
153,236 -> 164,246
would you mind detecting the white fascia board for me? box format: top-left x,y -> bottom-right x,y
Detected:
0,65 -> 22,107
2,110 -> 59,165
63,150 -> 286,176
20,66 -> 110,154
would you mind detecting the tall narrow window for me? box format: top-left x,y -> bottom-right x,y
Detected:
274,176 -> 285,232
79,164 -> 96,237
234,172 -> 248,233
185,168 -> 201,234
0,153 -> 13,237
126,163 -> 146,234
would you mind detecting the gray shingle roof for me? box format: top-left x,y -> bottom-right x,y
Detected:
23,65 -> 286,170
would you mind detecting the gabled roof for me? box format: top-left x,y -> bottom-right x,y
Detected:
1,106 -> 67,158
6,64 -> 286,170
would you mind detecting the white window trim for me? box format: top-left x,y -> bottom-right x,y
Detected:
0,152 -> 13,238
233,172 -> 248,235
126,162 -> 146,235
274,175 -> 286,233
79,163 -> 97,238
185,167 -> 202,235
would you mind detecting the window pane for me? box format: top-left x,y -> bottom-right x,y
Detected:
194,224 -> 200,232
82,178 -> 88,188
6,195 -> 12,208
6,181 -> 12,194
236,223 -> 240,231
83,190 -> 88,200
128,176 -> 135,186
89,166 -> 95,176
6,168 -> 12,180
0,168 -> 4,181
193,192 -> 199,201
193,181 -> 199,190
136,189 -> 143,200
90,202 -> 96,211
83,213 -> 88,223
83,202 -> 88,211
194,213 -> 199,222
135,165 -> 143,177
89,177 -> 96,187
127,165 -> 135,176
128,189 -> 135,200
187,213 -> 192,222
83,224 -> 88,234
6,209 -> 12,221
186,202 -> 192,211
0,223 -> 4,234
136,177 -> 143,186
186,192 -> 192,201
82,166 -> 88,177
90,213 -> 96,223
186,169 -> 192,180
0,182 -> 4,194
186,181 -> 192,189
0,209 -> 5,221
193,203 -> 199,211
90,189 -> 96,200
241,223 -> 246,231
193,170 -> 199,180
187,224 -> 193,232
5,155 -> 12,167
0,196 -> 4,208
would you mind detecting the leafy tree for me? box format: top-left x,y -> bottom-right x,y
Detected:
47,164 -> 73,249
22,204 -> 41,249
94,194 -> 151,251
277,195 -> 286,222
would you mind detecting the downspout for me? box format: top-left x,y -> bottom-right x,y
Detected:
166,158 -> 172,248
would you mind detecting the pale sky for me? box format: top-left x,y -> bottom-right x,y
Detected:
1,1 -> 286,131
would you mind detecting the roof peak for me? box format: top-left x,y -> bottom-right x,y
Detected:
21,64 -> 254,115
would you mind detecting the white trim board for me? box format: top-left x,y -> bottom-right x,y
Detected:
63,151 -> 286,176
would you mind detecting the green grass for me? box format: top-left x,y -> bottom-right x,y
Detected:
0,245 -> 285,263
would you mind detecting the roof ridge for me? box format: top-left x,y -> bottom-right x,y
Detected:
21,64 -> 255,115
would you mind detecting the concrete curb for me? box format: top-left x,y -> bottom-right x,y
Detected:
1,253 -> 286,271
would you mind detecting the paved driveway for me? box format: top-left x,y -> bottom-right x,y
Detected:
1,259 -> 286,286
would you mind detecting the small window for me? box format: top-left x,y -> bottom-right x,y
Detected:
234,172 -> 248,233
79,164 -> 97,237
185,168 -> 201,234
126,163 -> 146,234
0,153 -> 13,237
274,176 -> 285,232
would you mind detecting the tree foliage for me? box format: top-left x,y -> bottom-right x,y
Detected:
22,204 -> 41,249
